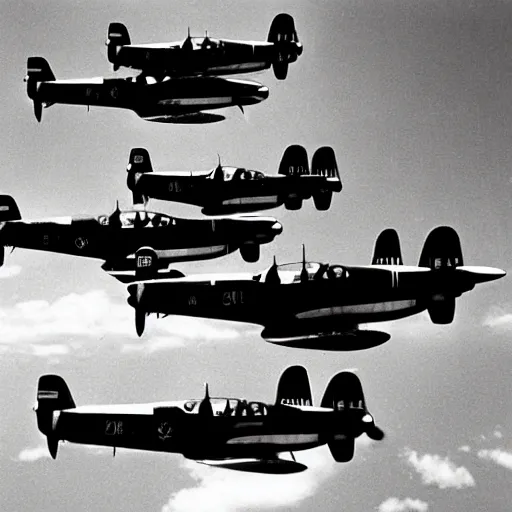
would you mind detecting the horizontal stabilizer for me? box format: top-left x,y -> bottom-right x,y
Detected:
456,265 -> 506,284
419,226 -> 463,269
372,228 -> 403,265
278,144 -> 309,176
311,146 -> 339,180
0,195 -> 21,221
196,458 -> 307,474
275,365 -> 312,406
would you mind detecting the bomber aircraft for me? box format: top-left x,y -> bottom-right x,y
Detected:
35,365 -> 384,473
126,226 -> 505,342
127,145 -> 341,214
25,57 -> 268,124
0,195 -> 282,280
106,13 -> 303,80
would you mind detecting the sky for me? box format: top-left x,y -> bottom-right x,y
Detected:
0,0 -> 511,511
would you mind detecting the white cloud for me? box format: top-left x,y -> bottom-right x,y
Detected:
483,306 -> 512,331
458,445 -> 471,453
0,265 -> 22,278
493,430 -> 503,439
161,446 -> 338,512
477,449 -> 512,471
17,444 -> 50,462
0,290 -> 241,355
378,497 -> 428,512
404,449 -> 475,489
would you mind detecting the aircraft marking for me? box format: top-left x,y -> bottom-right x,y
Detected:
157,421 -> 173,440
105,420 -> 123,436
222,291 -> 244,306
75,237 -> 88,249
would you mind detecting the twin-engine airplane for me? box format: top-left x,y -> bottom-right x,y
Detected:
127,145 -> 341,214
107,13 -> 303,80
0,196 -> 282,279
127,226 -> 505,343
25,57 -> 268,124
36,365 -> 383,473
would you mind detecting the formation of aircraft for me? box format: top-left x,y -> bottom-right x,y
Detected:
25,57 -> 269,124
126,145 -> 341,214
106,13 -> 303,80
126,226 -> 506,342
36,365 -> 383,473
0,195 -> 282,278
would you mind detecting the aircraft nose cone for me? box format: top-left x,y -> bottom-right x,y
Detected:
272,221 -> 283,234
258,85 -> 269,100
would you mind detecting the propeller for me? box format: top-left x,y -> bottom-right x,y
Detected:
198,383 -> 214,418
265,255 -> 281,285
300,244 -> 308,283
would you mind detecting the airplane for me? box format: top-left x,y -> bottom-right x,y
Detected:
25,57 -> 269,124
126,145 -> 342,214
106,13 -> 303,80
0,196 -> 283,280
126,226 -> 506,342
35,365 -> 384,473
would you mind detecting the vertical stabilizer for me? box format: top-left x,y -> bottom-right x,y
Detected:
372,228 -> 403,265
275,365 -> 312,406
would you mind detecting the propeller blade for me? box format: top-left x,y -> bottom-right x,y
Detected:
135,307 -> 146,337
47,436 -> 58,459
366,424 -> 385,441
34,101 -> 42,122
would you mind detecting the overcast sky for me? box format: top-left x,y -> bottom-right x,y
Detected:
0,0 -> 511,511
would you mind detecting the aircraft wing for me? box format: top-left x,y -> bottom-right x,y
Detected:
261,324 -> 390,351
195,457 -> 307,474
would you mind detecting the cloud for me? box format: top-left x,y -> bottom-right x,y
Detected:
404,449 -> 475,489
17,444 -> 51,462
477,449 -> 512,471
161,446 -> 339,512
458,445 -> 471,453
378,497 -> 428,512
0,290 -> 241,355
493,430 -> 503,439
0,265 -> 22,279
483,306 -> 512,331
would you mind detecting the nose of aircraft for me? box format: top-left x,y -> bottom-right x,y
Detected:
272,221 -> 283,234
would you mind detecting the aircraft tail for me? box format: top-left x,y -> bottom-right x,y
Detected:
267,14 -> 302,80
36,375 -> 76,459
278,145 -> 309,177
127,148 -> 153,206
275,365 -> 313,406
25,57 -> 55,122
418,226 -> 463,269
418,226 -> 462,324
321,371 -> 383,462
310,146 -> 340,210
372,228 -> 403,265
106,22 -> 131,70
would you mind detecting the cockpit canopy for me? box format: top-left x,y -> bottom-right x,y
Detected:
256,261 -> 348,284
181,36 -> 223,51
179,398 -> 268,417
209,166 -> 265,181
98,210 -> 174,228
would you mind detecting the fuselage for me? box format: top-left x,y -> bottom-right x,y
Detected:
114,39 -> 279,77
130,262 -> 479,330
32,75 -> 269,119
0,211 -> 282,266
49,398 -> 362,460
131,169 -> 342,215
